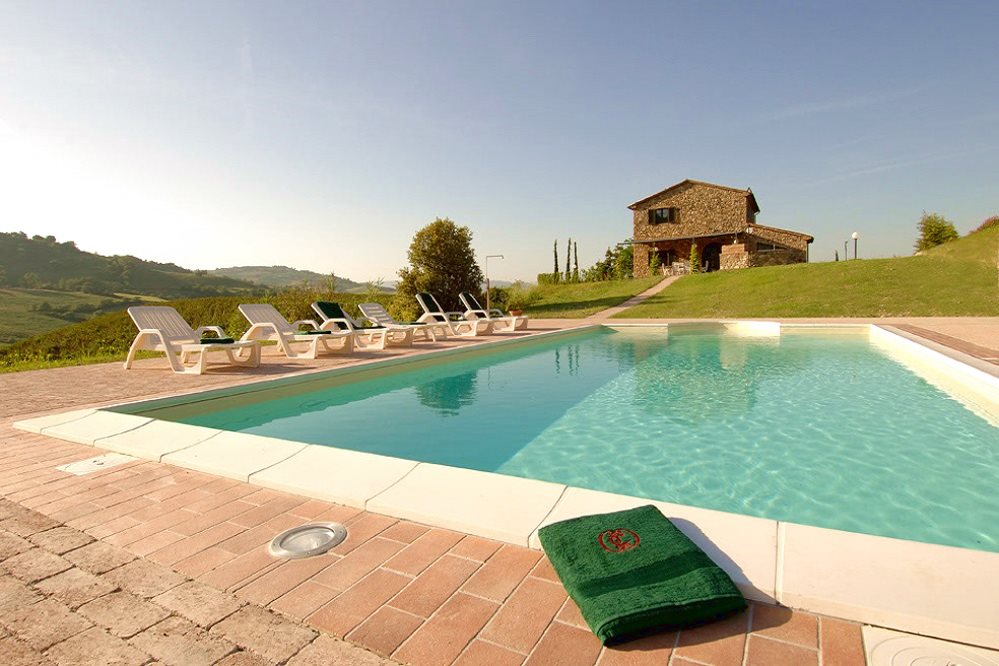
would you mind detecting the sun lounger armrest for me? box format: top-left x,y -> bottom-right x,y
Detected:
319,318 -> 352,332
292,319 -> 320,331
240,322 -> 278,341
134,327 -> 168,345
445,311 -> 465,321
194,325 -> 227,338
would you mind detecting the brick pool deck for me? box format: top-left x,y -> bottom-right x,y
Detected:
2,318 -> 996,665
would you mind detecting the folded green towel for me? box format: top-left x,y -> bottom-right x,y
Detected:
538,505 -> 745,644
199,337 -> 235,344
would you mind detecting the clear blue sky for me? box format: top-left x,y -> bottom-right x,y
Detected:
1,1 -> 996,282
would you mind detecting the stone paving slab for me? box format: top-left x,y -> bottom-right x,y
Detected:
0,498 -> 402,665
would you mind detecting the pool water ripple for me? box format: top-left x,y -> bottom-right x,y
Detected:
169,328 -> 999,552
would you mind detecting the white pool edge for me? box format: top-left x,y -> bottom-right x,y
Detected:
12,321 -> 999,650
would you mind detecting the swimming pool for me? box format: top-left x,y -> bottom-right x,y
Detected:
136,324 -> 999,553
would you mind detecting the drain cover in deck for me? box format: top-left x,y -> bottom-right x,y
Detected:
865,626 -> 999,666
56,453 -> 137,476
268,522 -> 347,559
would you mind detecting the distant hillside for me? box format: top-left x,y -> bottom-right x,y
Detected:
0,232 -> 259,299
210,265 -> 394,293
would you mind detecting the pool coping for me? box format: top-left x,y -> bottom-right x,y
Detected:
13,321 -> 999,650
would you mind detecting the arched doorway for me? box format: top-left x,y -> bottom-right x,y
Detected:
702,243 -> 722,272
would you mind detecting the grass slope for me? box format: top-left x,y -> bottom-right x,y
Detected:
0,290 -> 395,373
523,277 -> 662,318
619,227 -> 999,318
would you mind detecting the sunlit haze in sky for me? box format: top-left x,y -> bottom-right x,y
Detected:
1,1 -> 997,282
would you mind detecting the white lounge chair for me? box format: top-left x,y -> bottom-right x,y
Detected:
238,303 -> 354,359
415,293 -> 494,337
357,303 -> 448,342
310,301 -> 414,350
458,292 -> 529,331
125,306 -> 261,375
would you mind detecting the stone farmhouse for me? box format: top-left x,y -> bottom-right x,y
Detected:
630,179 -> 814,277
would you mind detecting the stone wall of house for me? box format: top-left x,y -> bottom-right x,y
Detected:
633,243 -> 650,278
720,243 -> 750,270
749,248 -> 807,266
632,181 -> 750,244
749,225 -> 811,251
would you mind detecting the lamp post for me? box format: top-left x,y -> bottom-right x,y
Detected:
484,254 -> 504,313
851,232 -> 859,260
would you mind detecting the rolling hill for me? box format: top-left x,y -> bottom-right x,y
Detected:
0,232 -> 259,299
209,266 -> 393,293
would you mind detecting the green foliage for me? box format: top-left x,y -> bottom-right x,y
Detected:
553,239 -> 559,277
583,240 -> 634,282
565,238 -> 572,278
614,243 -> 633,279
915,212 -> 959,252
573,242 -> 579,282
537,272 -> 560,285
689,245 -> 700,274
0,288 -> 395,373
619,225 -> 999,318
489,281 -> 541,312
392,218 -> 484,320
971,215 -> 999,235
649,251 -> 662,275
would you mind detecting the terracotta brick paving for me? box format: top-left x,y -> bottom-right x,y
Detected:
0,422 -> 868,665
3,319 -> 980,664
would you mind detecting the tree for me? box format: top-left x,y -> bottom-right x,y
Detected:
393,218 -> 484,319
614,243 -> 633,279
553,239 -> 559,281
573,242 -> 579,282
565,238 -> 571,278
915,212 -> 959,252
649,251 -> 662,275
689,245 -> 700,273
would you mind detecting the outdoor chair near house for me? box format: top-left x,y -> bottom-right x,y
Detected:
357,302 -> 448,342
125,305 -> 261,375
415,292 -> 494,337
237,303 -> 354,359
310,301 -> 414,350
458,292 -> 528,331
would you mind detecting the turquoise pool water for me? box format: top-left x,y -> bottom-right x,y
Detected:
159,327 -> 999,552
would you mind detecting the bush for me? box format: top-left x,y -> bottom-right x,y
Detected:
915,212 -> 959,252
970,215 -> 999,235
537,272 -> 560,285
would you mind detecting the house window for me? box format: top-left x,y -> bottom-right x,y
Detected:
650,207 -> 679,224
756,241 -> 778,253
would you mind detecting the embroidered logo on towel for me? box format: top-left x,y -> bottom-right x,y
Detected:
597,528 -> 640,553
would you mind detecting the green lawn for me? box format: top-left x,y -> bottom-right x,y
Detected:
522,277 -> 662,318
618,226 -> 999,318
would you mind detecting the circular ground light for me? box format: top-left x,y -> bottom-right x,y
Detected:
268,522 -> 347,559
